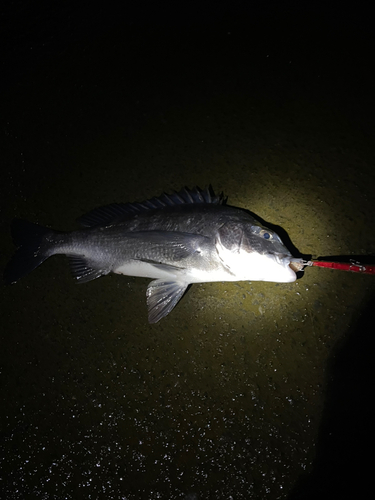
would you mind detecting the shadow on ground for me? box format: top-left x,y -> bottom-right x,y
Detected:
287,293 -> 374,499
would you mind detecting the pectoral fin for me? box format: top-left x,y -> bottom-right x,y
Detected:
146,279 -> 189,324
127,231 -> 210,262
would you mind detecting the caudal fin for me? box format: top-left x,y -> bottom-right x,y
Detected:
4,219 -> 53,284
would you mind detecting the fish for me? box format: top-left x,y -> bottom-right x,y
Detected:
3,186 -> 303,323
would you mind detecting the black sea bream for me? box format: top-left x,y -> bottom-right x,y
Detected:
4,187 -> 303,323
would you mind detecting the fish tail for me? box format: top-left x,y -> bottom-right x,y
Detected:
4,219 -> 54,284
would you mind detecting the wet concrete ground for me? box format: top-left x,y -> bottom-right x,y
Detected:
1,3 -> 374,499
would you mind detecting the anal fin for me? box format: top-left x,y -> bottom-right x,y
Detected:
68,256 -> 108,283
146,279 -> 189,324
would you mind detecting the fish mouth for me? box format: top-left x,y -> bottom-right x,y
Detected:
273,253 -> 293,266
259,252 -> 300,283
273,254 -> 305,272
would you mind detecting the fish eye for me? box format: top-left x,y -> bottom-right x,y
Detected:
259,229 -> 273,240
250,225 -> 275,240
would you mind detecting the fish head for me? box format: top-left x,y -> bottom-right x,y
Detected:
215,221 -> 298,283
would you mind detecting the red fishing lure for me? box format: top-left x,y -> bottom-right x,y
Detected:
305,260 -> 375,275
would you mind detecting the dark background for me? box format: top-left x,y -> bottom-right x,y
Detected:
1,1 -> 374,499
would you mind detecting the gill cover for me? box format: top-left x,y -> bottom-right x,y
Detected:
215,222 -> 248,275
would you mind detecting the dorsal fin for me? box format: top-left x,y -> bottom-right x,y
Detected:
77,186 -> 224,227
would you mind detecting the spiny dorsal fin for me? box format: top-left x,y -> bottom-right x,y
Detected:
77,186 -> 224,227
